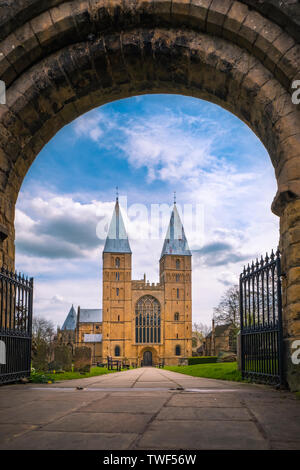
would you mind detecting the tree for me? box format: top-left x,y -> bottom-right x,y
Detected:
31,316 -> 55,371
213,285 -> 240,327
32,316 -> 55,346
192,322 -> 211,339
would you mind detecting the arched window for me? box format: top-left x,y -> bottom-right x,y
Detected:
135,295 -> 161,344
176,259 -> 180,269
174,312 -> 179,321
115,345 -> 120,357
116,288 -> 119,296
116,272 -> 119,280
115,257 -> 120,268
175,345 -> 181,356
177,288 -> 179,299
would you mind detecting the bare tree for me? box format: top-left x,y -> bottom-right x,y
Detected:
213,285 -> 240,327
192,322 -> 211,339
32,315 -> 55,346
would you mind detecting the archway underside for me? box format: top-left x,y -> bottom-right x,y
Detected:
0,1 -> 299,390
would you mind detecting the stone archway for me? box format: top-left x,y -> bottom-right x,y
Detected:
0,0 -> 299,389
140,346 -> 158,367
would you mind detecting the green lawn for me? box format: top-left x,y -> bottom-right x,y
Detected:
30,366 -> 123,383
165,362 -> 243,382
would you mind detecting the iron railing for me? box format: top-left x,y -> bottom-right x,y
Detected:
239,249 -> 284,386
0,268 -> 33,384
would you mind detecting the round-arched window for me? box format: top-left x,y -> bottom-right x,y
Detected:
135,295 -> 161,344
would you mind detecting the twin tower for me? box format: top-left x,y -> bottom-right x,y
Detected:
102,198 -> 192,366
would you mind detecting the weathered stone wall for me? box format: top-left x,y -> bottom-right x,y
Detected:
280,198 -> 300,390
0,0 -> 299,388
76,322 -> 102,364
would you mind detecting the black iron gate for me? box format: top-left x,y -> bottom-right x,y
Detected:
0,268 -> 33,384
239,249 -> 284,386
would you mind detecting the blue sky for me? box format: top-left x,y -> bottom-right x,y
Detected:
15,94 -> 279,327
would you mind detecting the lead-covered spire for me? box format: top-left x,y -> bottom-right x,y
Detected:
160,203 -> 191,258
61,305 -> 77,331
103,198 -> 131,254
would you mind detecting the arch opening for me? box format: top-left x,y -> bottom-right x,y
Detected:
0,1 -> 299,389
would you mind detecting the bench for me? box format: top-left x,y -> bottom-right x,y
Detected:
107,356 -> 121,371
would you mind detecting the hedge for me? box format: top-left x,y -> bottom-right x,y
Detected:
188,356 -> 218,365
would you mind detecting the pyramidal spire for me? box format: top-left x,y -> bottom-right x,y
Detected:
61,305 -> 77,331
160,203 -> 191,258
103,197 -> 131,254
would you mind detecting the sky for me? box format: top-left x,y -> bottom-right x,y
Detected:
15,94 -> 280,328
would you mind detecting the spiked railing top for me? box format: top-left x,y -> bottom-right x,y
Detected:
240,248 -> 280,279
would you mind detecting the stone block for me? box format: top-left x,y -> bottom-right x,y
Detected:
172,0 -> 191,23
207,0 -> 233,36
278,44 -> 300,84
223,1 -> 249,42
189,0 -> 212,30
287,283 -> 300,304
30,11 -> 56,49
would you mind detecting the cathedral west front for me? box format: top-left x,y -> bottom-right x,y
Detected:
59,197 -> 192,366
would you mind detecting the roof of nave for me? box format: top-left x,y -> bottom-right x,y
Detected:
61,305 -> 77,331
79,308 -> 103,323
103,198 -> 131,254
206,323 -> 232,338
160,204 -> 191,258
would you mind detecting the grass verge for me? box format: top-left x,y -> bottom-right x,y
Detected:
165,362 -> 243,382
30,367 -> 123,383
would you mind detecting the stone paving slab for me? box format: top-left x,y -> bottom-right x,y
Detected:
43,411 -> 151,434
135,420 -> 269,450
0,367 -> 299,450
24,391 -> 109,402
0,430 -> 138,450
0,400 -> 83,425
79,395 -> 170,414
0,424 -> 37,442
156,406 -> 252,421
166,393 -> 244,408
246,403 -> 300,442
270,441 -> 300,450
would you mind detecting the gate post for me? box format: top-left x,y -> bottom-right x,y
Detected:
280,199 -> 300,392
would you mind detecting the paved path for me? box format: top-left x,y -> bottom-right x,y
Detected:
0,367 -> 299,450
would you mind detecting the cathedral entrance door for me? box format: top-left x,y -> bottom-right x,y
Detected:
143,351 -> 152,367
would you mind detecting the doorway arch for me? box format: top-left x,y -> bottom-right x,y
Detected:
0,1 -> 299,389
143,350 -> 153,367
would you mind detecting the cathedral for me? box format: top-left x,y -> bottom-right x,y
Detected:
58,197 -> 192,366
